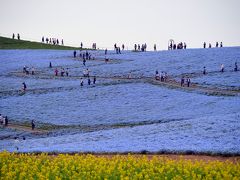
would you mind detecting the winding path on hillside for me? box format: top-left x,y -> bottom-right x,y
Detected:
1,69 -> 239,97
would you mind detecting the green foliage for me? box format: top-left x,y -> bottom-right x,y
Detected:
0,36 -> 81,50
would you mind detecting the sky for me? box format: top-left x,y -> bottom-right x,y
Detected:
0,0 -> 240,50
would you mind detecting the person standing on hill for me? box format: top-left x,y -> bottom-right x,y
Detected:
80,78 -> 84,87
234,62 -> 238,71
203,42 -> 206,48
22,82 -> 27,92
61,39 -> 64,45
66,68 -> 69,76
122,44 -> 125,50
209,43 -> 211,48
31,66 -> 35,75
73,50 -> 77,58
134,44 -> 137,51
17,33 -> 20,40
220,42 -> 223,47
55,68 -> 58,76
80,42 -> 83,49
203,66 -> 206,75
31,120 -> 35,130
216,42 -> 219,47
220,64 -> 224,72
12,33 -> 15,39
88,78 -> 91,85
181,77 -> 185,87
187,78 -> 191,87
5,116 -> 8,127
154,44 -> 156,51
184,42 -> 187,49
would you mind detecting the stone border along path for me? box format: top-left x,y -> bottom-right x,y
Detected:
1,68 -> 239,97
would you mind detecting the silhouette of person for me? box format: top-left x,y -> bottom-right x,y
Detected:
31,120 -> 35,130
203,66 -> 206,75
234,62 -> 238,71
22,82 -> 27,91
203,42 -> 206,48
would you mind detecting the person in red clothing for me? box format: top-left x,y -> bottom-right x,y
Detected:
55,68 -> 58,76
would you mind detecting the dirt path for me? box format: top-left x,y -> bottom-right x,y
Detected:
1,70 -> 239,97
5,123 -> 48,134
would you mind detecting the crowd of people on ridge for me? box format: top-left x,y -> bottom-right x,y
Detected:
168,42 -> 187,50
203,42 -> 223,48
134,43 -> 147,52
12,33 -> 20,40
42,36 -> 64,45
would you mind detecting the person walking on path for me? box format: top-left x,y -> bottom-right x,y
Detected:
181,77 -> 185,87
220,64 -> 224,72
234,62 -> 238,71
73,50 -> 77,58
80,78 -> 84,87
55,68 -> 58,76
203,66 -> 206,75
22,82 -> 27,92
31,120 -> 35,130
66,68 -> 69,76
203,42 -> 206,48
31,67 -> 35,75
187,78 -> 191,87
5,116 -> 8,127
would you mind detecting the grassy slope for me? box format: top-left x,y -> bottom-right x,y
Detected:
0,36 -> 81,50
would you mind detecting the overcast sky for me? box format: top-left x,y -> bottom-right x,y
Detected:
0,0 -> 239,50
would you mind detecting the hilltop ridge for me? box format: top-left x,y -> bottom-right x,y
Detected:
0,36 -> 81,50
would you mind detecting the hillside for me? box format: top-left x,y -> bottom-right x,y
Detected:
0,47 -> 239,154
0,36 -> 80,50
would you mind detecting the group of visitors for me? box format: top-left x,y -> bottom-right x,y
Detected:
203,42 -> 223,48
42,37 -> 64,45
0,114 -> 8,127
134,43 -> 147,52
12,33 -> 20,40
202,62 -> 238,74
54,67 -> 69,77
23,66 -> 35,75
114,44 -> 123,54
155,70 -> 167,82
169,42 -> 187,50
181,77 -> 191,87
80,76 -> 96,87
92,43 -> 97,49
74,50 -> 94,61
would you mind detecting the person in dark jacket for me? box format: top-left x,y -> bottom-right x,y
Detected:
181,77 -> 185,87
31,120 -> 35,130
